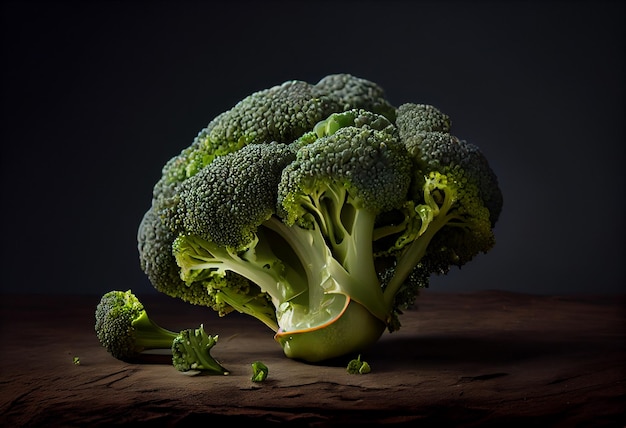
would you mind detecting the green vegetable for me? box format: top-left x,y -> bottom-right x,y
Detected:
94,290 -> 178,362
251,361 -> 269,382
137,74 -> 503,363
347,355 -> 371,374
171,324 -> 229,375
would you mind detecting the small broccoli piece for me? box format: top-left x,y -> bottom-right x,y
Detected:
95,290 -> 178,362
171,324 -> 229,375
250,361 -> 269,382
346,355 -> 371,374
167,142 -> 296,249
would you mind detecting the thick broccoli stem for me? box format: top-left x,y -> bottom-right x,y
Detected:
262,215 -> 338,326
267,214 -> 388,362
285,185 -> 380,286
327,201 -> 389,322
131,310 -> 179,350
265,202 -> 389,325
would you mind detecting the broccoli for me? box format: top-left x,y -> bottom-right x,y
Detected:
137,74 -> 503,363
346,355 -> 371,374
250,361 -> 269,382
171,324 -> 229,375
95,290 -> 178,362
378,103 -> 503,300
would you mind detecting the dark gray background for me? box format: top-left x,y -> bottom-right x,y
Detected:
1,0 -> 624,296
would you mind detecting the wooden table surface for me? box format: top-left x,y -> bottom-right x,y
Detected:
1,290 -> 624,427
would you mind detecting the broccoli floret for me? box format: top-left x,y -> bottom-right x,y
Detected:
166,142 -> 297,331
95,290 -> 178,362
171,324 -> 229,375
137,76 -> 503,364
373,103 -> 503,318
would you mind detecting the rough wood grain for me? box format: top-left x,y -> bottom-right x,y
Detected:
1,290 -> 624,427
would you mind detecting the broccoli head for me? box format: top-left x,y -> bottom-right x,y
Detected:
151,73 -> 394,203
137,76 -> 503,363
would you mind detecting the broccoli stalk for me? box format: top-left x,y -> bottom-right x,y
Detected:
95,290 -> 178,362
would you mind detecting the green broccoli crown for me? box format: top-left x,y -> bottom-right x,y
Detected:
278,109 -> 412,230
395,103 -> 451,136
171,324 -> 229,375
141,143 -> 295,315
94,290 -> 177,361
143,77 -> 400,304
205,80 -> 337,147
166,142 -> 296,249
396,103 -> 503,225
152,74 -> 393,201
